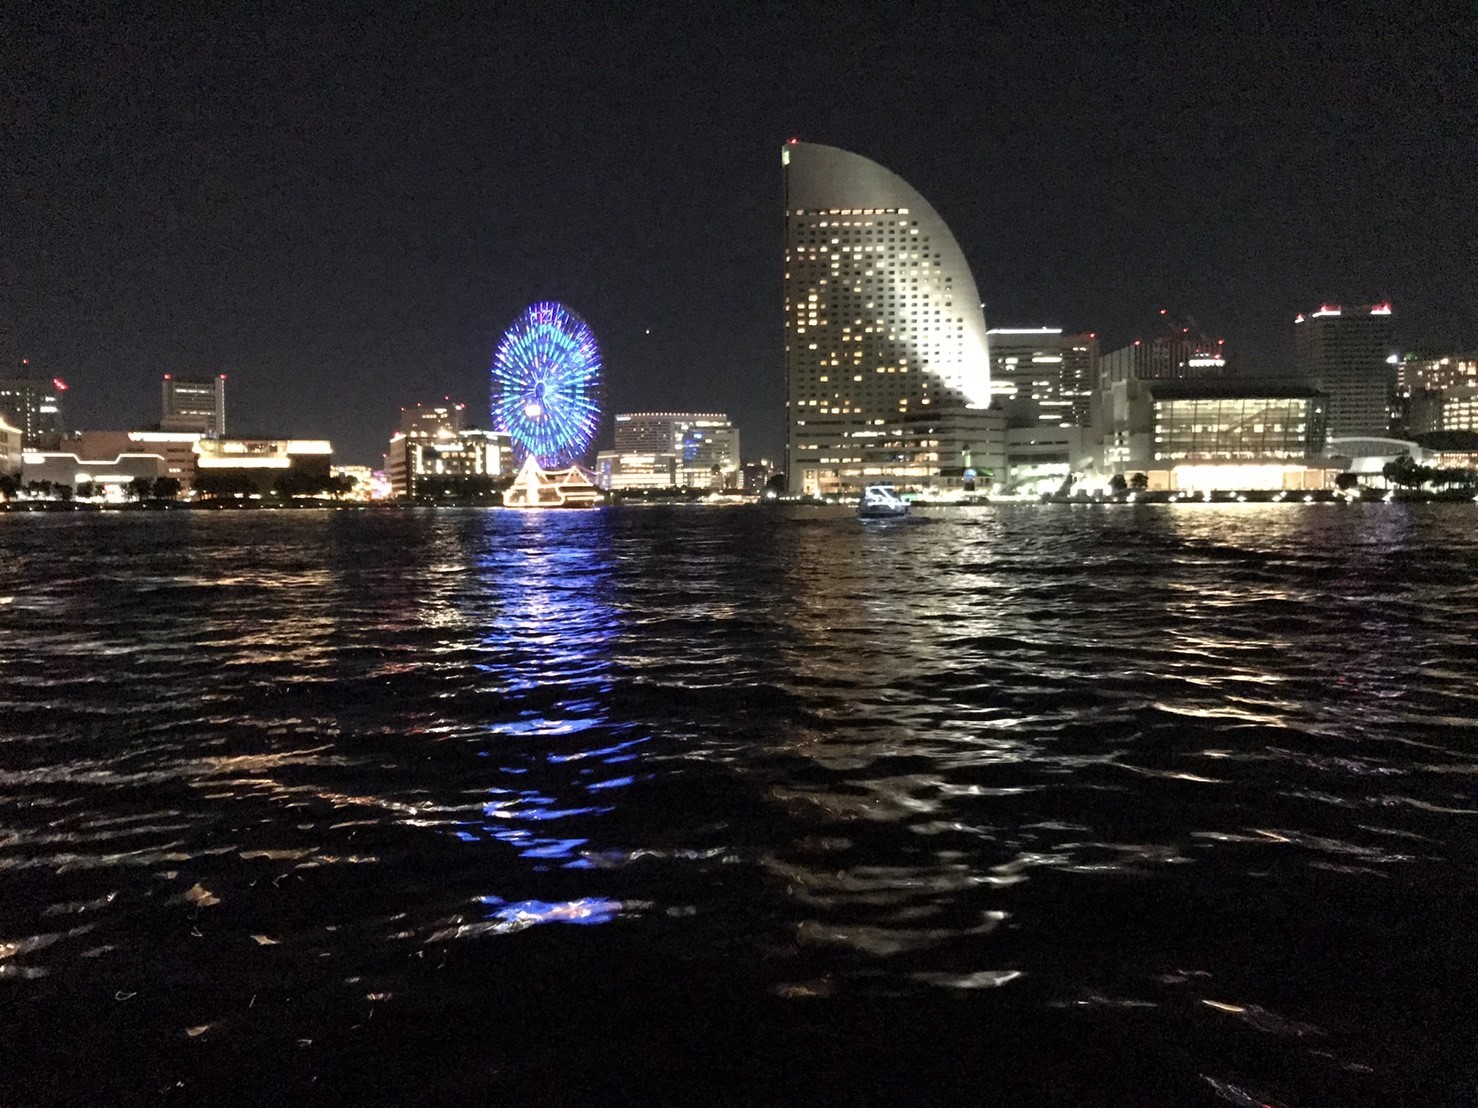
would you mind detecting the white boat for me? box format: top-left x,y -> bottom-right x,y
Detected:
858,485 -> 909,519
503,456 -> 602,509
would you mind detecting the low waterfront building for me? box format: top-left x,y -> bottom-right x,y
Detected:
22,444 -> 168,496
1324,436 -> 1426,477
794,408 -> 1005,496
331,465 -> 382,501
1413,430 -> 1478,471
129,431 -> 203,488
195,437 -> 332,495
24,430 -> 201,490
593,451 -> 678,491
386,402 -> 513,498
1005,425 -> 1087,494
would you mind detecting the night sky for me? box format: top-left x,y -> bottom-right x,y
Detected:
5,2 -> 1475,464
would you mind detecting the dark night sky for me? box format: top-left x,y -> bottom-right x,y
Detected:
4,2 -> 1475,464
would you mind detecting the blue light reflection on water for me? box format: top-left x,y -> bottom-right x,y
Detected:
453,511 -> 647,884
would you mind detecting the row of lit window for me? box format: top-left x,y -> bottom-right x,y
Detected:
794,208 -> 910,216
1155,450 -> 1304,460
1156,424 -> 1304,434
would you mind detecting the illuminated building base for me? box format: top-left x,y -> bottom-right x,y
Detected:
1147,461 -> 1340,493
504,456 -> 602,509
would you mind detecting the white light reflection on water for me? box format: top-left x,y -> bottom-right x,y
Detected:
1,506 -> 1476,1104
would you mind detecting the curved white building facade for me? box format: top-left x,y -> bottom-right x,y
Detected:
783,141 -> 993,494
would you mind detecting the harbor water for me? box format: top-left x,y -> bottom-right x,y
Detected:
0,504 -> 1474,1105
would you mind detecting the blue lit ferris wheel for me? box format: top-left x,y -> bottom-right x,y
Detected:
490,302 -> 603,468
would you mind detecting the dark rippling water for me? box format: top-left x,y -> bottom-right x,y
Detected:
1,504 -> 1475,1106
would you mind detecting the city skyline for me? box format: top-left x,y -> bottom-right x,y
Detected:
5,5 -> 1475,466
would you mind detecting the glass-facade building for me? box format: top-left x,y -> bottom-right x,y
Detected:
1101,377 -> 1335,491
783,141 -> 992,494
1153,388 -> 1327,462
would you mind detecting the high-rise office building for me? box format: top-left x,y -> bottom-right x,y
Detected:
0,371 -> 67,449
783,140 -> 995,495
1098,313 -> 1227,388
161,374 -> 227,437
1293,303 -> 1396,439
988,328 -> 1099,428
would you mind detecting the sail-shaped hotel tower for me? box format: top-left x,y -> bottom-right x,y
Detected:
783,140 -> 998,495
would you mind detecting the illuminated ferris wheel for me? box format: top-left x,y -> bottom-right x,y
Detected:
490,302 -> 603,468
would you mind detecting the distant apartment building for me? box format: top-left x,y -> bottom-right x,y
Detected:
988,328 -> 1099,428
868,408 -> 1006,490
21,431 -> 170,496
1396,353 -> 1478,436
1397,353 -> 1478,394
386,402 -> 512,498
1293,303 -> 1396,439
0,374 -> 67,449
741,460 -> 777,494
1434,387 -> 1478,433
610,412 -> 741,489
1101,377 -> 1335,491
161,374 -> 226,436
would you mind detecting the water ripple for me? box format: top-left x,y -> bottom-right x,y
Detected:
0,505 -> 1474,1103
